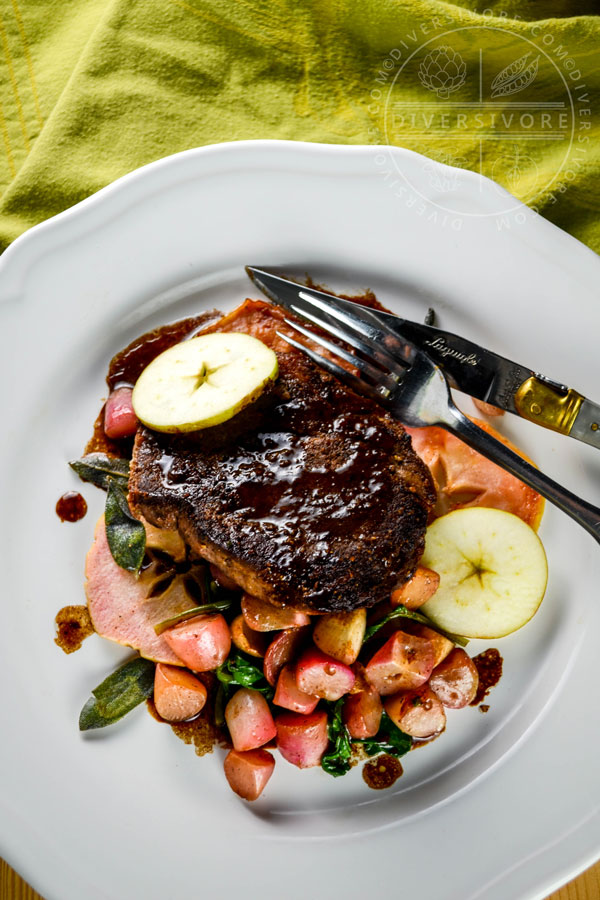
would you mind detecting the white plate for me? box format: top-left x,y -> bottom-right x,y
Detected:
1,141 -> 599,900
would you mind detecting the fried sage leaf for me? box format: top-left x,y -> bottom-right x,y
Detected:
363,604 -> 468,647
104,478 -> 146,574
79,657 -> 155,731
69,453 -> 130,491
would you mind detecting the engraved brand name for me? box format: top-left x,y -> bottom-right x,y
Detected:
425,337 -> 479,367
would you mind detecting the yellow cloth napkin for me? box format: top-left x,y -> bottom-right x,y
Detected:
0,0 -> 598,253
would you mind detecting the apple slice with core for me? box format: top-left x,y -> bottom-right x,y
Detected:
132,332 -> 278,432
421,507 -> 548,638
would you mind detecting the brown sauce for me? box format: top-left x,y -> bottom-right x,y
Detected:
107,311 -> 220,390
362,754 -> 403,789
54,605 -> 94,653
470,648 -> 503,706
56,491 -> 87,522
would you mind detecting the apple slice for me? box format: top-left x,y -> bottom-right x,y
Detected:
131,332 -> 278,433
421,507 -> 548,638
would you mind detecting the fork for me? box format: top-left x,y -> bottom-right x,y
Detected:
275,297 -> 600,546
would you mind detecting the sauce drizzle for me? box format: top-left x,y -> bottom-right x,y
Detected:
56,491 -> 87,522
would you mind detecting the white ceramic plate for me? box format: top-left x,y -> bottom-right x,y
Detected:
1,141 -> 599,900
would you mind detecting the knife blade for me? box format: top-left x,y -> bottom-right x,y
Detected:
246,266 -> 600,450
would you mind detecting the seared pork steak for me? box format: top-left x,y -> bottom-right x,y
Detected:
129,300 -> 435,613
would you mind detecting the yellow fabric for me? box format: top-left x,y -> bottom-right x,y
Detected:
0,1 -> 598,253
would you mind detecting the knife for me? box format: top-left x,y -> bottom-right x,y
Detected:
246,266 -> 600,451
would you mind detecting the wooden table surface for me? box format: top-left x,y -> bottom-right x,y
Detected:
2,857 -> 599,899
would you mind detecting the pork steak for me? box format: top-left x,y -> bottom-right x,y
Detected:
129,300 -> 435,613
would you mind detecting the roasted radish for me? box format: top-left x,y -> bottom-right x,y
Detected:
225,688 -> 277,751
429,648 -> 479,708
343,688 -> 383,739
242,594 -> 311,632
274,666 -> 319,714
312,609 -> 366,665
223,749 -> 275,801
153,663 -> 207,722
104,387 -> 138,439
384,686 -> 446,738
230,615 -> 269,658
391,567 -> 440,610
263,627 -> 309,686
162,614 -> 231,671
365,630 -> 435,695
275,710 -> 329,768
295,647 -> 355,701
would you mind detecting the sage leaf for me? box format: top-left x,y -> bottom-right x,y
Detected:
105,478 -> 146,574
79,657 -> 155,731
364,604 -> 468,647
69,453 -> 130,491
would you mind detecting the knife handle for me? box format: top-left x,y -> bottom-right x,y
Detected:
514,376 -> 583,435
443,407 -> 600,546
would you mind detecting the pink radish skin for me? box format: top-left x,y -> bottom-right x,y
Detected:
391,567 -> 440,610
230,615 -> 268,658
223,749 -> 275,801
104,387 -> 138,439
343,688 -> 383,739
365,630 -> 435,696
402,623 -> 454,668
162,614 -> 231,671
384,686 -> 446,738
242,594 -> 311,632
274,666 -> 320,714
263,628 -> 309,686
296,647 -> 355,701
210,564 -> 240,592
225,689 -> 277,751
429,648 -> 479,708
275,710 -> 329,768
153,663 -> 207,722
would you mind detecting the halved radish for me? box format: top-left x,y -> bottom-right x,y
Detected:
104,387 -> 138,439
391,567 -> 440,610
275,710 -> 329,768
384,686 -> 446,738
86,516 -> 193,664
223,749 -> 275,801
153,663 -> 207,722
365,630 -> 435,696
225,689 -> 277,751
242,594 -> 311,632
162,614 -> 231,671
312,609 -> 366,665
274,666 -> 319,714
400,622 -> 454,668
295,647 -> 355,701
343,688 -> 383,739
429,648 -> 479,708
263,628 -> 309,686
230,615 -> 269,658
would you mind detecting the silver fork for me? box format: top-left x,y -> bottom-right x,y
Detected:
276,301 -> 600,546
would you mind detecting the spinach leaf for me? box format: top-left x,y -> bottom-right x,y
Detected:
104,478 -> 146,574
154,599 -> 234,635
364,604 -> 468,648
216,652 -> 274,702
69,453 -> 130,491
321,699 -> 353,777
356,712 -> 412,759
79,657 -> 155,731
